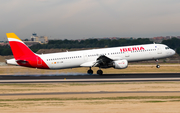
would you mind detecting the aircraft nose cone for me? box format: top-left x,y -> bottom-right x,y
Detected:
172,49 -> 176,55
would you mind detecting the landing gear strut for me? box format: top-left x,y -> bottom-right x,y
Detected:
87,67 -> 93,75
155,59 -> 160,68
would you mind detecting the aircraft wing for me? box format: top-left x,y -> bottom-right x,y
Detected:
93,55 -> 115,68
80,55 -> 123,68
80,55 -> 116,67
93,55 -> 124,68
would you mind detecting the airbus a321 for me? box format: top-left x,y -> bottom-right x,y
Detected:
6,33 -> 175,75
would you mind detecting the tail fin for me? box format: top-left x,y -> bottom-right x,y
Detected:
6,33 -> 49,69
6,33 -> 35,60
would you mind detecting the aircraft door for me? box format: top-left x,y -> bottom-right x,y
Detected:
125,51 -> 130,57
83,53 -> 88,61
157,46 -> 162,54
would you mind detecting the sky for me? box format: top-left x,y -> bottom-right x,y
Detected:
1,0 -> 180,40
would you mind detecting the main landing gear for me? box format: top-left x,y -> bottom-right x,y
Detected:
87,67 -> 103,75
87,67 -> 93,75
155,59 -> 160,68
97,69 -> 103,75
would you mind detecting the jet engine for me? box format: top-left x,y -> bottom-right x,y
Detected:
113,59 -> 128,69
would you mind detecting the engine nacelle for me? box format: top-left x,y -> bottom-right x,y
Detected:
113,60 -> 128,69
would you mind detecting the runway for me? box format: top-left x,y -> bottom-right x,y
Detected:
1,73 -> 180,97
0,73 -> 180,83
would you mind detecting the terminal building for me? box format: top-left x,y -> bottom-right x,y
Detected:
31,33 -> 48,44
23,33 -> 48,47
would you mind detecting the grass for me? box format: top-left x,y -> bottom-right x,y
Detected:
0,83 -> 68,88
1,96 -> 180,101
0,102 -> 65,108
0,82 -> 180,92
144,99 -> 180,103
0,83 -> 58,87
2,81 -> 180,86
144,100 -> 167,103
44,102 -> 64,106
85,101 -> 110,105
0,89 -> 41,92
0,81 -> 180,95
1,65 -> 180,75
69,83 -> 92,86
1,96 -> 180,108
0,103 -> 11,107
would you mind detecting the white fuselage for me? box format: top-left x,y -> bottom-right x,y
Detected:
37,44 -> 175,69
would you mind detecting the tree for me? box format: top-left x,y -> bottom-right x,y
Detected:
162,38 -> 180,49
176,47 -> 180,55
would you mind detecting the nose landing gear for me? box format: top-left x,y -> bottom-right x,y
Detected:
156,65 -> 160,68
155,59 -> 160,68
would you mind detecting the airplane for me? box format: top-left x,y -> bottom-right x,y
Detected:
6,33 -> 175,75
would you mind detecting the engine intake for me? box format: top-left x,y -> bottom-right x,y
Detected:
113,59 -> 128,69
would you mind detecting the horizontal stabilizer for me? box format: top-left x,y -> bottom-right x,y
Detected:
16,60 -> 29,64
6,58 -> 19,66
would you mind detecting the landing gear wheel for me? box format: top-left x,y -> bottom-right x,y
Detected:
155,59 -> 160,68
97,70 -> 103,75
156,65 -> 160,68
87,68 -> 93,75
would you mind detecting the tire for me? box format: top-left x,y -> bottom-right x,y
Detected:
87,70 -> 93,75
97,70 -> 103,75
156,65 -> 160,68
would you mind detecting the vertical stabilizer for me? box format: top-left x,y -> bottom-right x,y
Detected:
6,33 -> 35,60
6,33 -> 49,69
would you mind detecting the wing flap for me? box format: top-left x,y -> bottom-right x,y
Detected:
80,61 -> 96,67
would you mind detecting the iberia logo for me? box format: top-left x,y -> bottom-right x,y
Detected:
120,47 -> 145,52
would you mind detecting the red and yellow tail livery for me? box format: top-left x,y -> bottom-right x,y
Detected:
6,33 -> 49,69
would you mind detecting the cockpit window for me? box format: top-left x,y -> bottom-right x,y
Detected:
165,47 -> 170,49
